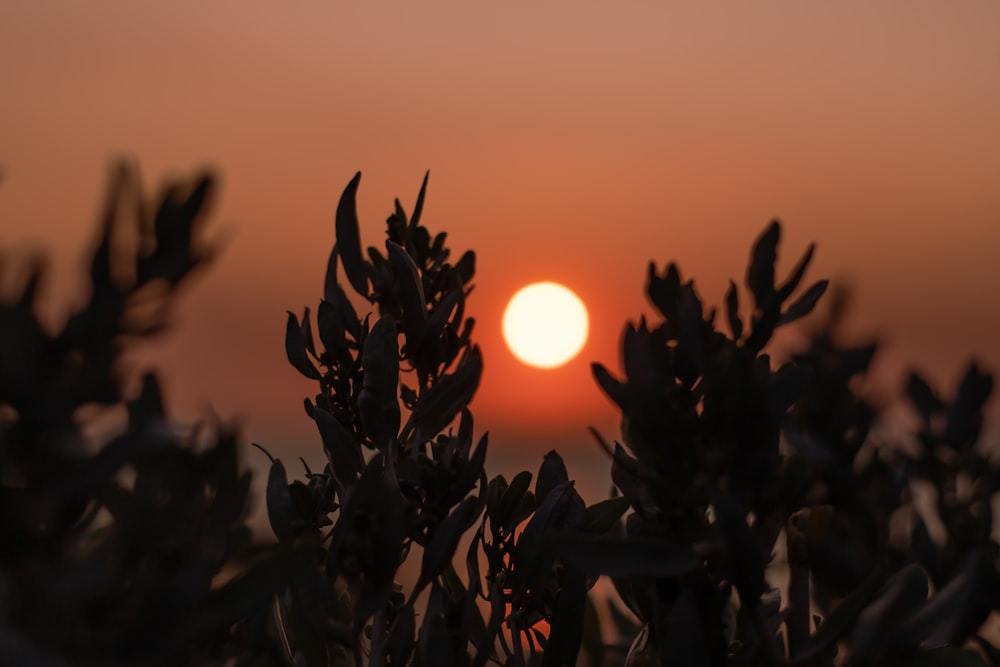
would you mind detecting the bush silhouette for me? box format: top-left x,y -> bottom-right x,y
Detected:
0,166 -> 997,666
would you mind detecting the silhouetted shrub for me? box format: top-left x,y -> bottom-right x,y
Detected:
0,165 -> 303,666
585,225 -> 999,666
260,172 -> 627,666
1,167 -> 997,666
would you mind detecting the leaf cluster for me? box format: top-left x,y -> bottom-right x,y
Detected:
0,164 -> 295,666
584,224 -> 1000,666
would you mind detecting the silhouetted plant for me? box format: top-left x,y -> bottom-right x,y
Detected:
0,164 -> 299,666
3,166 -> 998,667
262,173 -> 628,666
582,224 -> 999,666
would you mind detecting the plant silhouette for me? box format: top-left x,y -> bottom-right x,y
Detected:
0,166 -> 997,666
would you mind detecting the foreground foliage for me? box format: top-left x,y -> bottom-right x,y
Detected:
0,166 -> 997,665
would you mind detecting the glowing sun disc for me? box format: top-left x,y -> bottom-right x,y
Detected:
502,282 -> 589,369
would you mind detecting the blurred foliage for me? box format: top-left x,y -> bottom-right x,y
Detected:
0,164 -> 299,666
1,166 -> 998,666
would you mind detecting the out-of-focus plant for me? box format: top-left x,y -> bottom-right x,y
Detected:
0,164 -> 299,666
577,223 -> 1000,666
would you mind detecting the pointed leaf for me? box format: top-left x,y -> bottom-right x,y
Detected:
323,242 -> 339,303
358,316 -> 400,450
592,362 -> 627,409
317,298 -> 345,358
725,279 -> 742,340
777,279 -> 828,325
335,171 -> 369,296
583,496 -> 631,534
412,346 -> 482,437
777,242 -> 816,301
409,170 -> 430,232
387,240 -> 428,351
795,565 -> 888,661
266,458 -> 297,542
747,221 -> 780,309
419,584 -> 457,667
313,408 -> 363,486
455,250 -> 476,285
535,450 -> 569,506
299,306 -> 316,357
907,371 -> 941,422
285,311 -> 321,380
542,568 -> 587,667
498,471 -> 534,535
849,563 -> 929,657
417,496 -> 480,593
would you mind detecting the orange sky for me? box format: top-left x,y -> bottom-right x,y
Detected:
2,2 -> 1000,497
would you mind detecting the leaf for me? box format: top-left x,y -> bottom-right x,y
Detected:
610,444 -> 645,511
285,311 -> 321,380
323,242 -> 339,303
583,496 -> 631,534
456,434 -> 488,498
795,564 -> 888,662
455,250 -> 476,285
416,497 -> 481,594
386,603 -> 415,667
313,407 -> 363,486
945,361 -> 993,451
328,457 -> 405,619
725,279 -> 742,340
485,475 -> 507,529
535,450 -> 569,507
657,584 -> 710,667
409,170 -> 429,232
777,242 -> 816,301
551,535 -> 701,578
335,171 -> 369,297
849,563 -> 929,657
201,543 -> 313,628
411,346 -> 482,437
777,279 -> 828,325
747,220 -> 780,310
266,458 -> 297,542
498,471 -> 534,536
647,261 -> 682,321
317,298 -> 345,359
418,583 -> 457,667
592,362 -> 627,409
542,568 -> 587,667
473,585 -> 506,667
337,285 -> 363,341
510,481 -> 577,601
299,306 -> 316,358
907,371 -> 941,422
895,548 -> 992,649
387,240 -> 428,352
358,316 -> 400,450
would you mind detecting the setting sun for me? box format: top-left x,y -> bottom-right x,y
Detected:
502,282 -> 589,369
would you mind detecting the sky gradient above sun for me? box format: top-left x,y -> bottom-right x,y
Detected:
1,2 -> 1000,488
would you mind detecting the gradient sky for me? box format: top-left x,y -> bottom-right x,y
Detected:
2,2 -> 999,497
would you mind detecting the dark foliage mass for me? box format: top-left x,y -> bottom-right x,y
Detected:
0,166 -> 997,666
